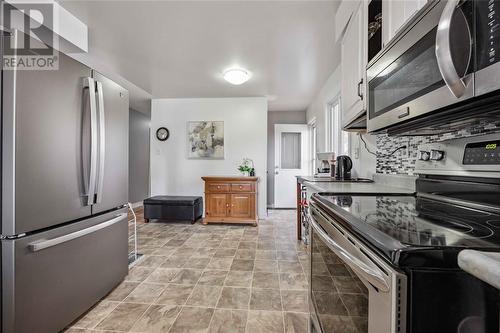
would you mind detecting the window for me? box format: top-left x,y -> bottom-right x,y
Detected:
308,118 -> 317,174
280,132 -> 302,169
326,97 -> 350,156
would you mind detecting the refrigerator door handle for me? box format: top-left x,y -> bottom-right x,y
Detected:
83,77 -> 98,206
28,213 -> 127,252
95,80 -> 106,203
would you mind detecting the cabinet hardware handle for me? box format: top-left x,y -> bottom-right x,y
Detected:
357,78 -> 364,100
398,107 -> 410,119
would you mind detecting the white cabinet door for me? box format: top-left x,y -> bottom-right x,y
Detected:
341,1 -> 366,128
382,0 -> 427,46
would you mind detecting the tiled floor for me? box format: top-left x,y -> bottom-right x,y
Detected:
66,209 -> 310,333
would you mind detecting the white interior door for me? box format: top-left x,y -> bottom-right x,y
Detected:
274,124 -> 309,208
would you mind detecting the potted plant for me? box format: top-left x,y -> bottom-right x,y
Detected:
238,158 -> 255,176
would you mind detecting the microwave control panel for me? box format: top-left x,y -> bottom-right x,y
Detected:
477,0 -> 500,70
463,140 -> 500,165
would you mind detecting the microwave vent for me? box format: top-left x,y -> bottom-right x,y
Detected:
383,93 -> 500,136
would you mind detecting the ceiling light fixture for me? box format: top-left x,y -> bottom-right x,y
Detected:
223,68 -> 251,85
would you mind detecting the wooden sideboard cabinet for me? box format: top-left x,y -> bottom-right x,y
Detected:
202,176 -> 259,226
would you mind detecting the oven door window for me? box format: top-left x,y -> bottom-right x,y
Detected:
311,228 -> 368,332
368,27 -> 445,119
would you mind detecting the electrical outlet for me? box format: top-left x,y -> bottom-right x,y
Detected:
354,147 -> 360,159
400,140 -> 410,158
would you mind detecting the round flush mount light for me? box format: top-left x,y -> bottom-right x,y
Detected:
223,68 -> 251,85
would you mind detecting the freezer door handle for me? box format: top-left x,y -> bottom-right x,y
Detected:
83,77 -> 98,206
28,213 -> 127,252
95,80 -> 106,204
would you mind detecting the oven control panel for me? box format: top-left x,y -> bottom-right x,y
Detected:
415,134 -> 500,176
463,140 -> 500,165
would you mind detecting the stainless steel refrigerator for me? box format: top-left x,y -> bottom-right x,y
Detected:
1,31 -> 130,333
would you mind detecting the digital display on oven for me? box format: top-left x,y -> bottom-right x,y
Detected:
463,140 -> 500,164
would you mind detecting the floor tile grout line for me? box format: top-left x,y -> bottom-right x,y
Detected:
74,211 -> 307,333
167,226 -> 229,333
277,232 -> 287,333
126,303 -> 155,333
71,299 -> 121,330
203,237 -> 239,333
244,240 -> 257,333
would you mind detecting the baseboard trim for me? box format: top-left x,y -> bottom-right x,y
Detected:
267,204 -> 297,210
129,201 -> 143,209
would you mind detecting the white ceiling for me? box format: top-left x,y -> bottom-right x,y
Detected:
59,0 -> 341,112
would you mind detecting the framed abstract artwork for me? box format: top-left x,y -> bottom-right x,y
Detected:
187,121 -> 224,159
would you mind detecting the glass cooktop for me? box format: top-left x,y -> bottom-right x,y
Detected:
314,194 -> 500,250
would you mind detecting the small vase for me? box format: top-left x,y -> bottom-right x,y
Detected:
242,171 -> 250,177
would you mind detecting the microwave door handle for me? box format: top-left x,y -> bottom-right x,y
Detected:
435,0 -> 468,98
83,77 -> 97,206
310,213 -> 390,292
95,81 -> 105,204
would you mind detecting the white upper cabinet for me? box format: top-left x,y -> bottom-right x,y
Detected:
339,0 -> 426,129
341,1 -> 367,128
382,0 -> 427,46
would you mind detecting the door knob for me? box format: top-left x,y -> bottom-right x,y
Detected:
275,171 -> 279,175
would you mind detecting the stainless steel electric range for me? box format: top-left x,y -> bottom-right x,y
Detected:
309,134 -> 500,333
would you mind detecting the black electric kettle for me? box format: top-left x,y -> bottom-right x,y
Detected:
334,155 -> 352,180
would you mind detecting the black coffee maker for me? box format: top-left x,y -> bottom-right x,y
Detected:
333,155 -> 352,180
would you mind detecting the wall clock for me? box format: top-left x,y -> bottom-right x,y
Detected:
156,127 -> 170,141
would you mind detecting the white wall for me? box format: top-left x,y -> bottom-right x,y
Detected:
351,133 -> 377,179
150,97 -> 268,217
306,65 -> 341,154
129,109 -> 151,203
306,65 -> 377,178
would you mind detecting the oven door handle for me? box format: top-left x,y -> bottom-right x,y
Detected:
435,0 -> 471,98
310,214 -> 390,292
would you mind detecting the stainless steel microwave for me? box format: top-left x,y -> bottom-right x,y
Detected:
367,0 -> 500,135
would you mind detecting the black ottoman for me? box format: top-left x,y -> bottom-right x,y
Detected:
143,196 -> 203,224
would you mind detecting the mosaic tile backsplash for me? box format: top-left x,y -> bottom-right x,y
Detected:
375,121 -> 500,174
